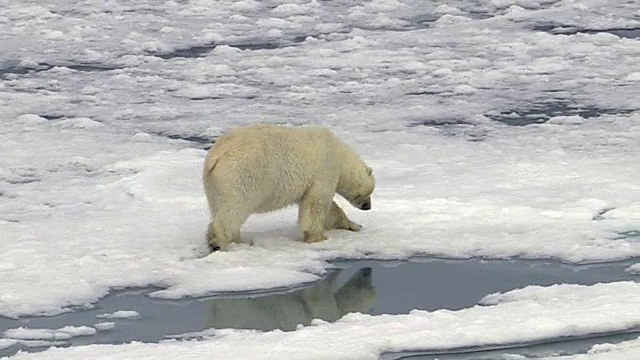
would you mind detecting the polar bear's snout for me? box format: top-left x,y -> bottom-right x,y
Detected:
351,195 -> 371,211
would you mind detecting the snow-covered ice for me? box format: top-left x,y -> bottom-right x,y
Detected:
95,311 -> 140,320
1,326 -> 93,352
3,326 -> 95,341
1,0 -> 639,358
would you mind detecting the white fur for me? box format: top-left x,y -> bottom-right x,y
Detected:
203,124 -> 375,250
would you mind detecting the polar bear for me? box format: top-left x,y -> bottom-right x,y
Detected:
203,124 -> 374,251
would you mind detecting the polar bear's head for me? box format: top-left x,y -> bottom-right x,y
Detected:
338,163 -> 375,211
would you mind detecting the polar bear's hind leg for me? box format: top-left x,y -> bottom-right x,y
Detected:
208,208 -> 249,251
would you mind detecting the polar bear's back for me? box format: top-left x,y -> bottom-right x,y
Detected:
204,125 -> 343,213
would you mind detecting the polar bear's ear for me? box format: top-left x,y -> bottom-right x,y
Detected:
367,166 -> 373,176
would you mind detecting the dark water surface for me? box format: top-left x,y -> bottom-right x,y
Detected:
0,258 -> 637,358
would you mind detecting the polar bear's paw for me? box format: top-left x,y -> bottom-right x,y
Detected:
347,221 -> 363,232
303,231 -> 328,243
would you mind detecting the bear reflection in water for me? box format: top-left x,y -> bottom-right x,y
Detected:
207,267 -> 376,331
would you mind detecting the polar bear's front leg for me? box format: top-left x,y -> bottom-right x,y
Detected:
325,201 -> 362,232
298,192 -> 331,243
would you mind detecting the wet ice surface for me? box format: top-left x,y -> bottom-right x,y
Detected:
1,258 -> 637,358
2,0 -> 640,359
382,332 -> 640,360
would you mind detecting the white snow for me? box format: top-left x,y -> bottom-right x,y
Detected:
1,0 -> 639,358
95,311 -> 140,320
3,326 -> 96,341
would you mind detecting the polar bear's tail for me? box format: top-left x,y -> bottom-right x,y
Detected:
203,139 -> 233,177
204,151 -> 222,176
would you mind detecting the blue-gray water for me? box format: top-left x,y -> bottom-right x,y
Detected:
1,258 -> 637,358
